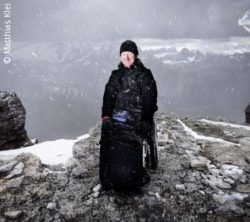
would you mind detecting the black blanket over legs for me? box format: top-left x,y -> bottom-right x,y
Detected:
99,119 -> 148,191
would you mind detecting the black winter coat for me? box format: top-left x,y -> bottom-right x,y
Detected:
102,58 -> 158,122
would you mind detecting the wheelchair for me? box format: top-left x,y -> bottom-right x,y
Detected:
112,110 -> 158,171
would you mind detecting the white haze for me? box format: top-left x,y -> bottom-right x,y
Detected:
0,0 -> 250,142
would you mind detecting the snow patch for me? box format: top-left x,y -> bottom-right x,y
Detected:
221,164 -> 243,176
200,119 -> 250,131
223,192 -> 248,202
177,119 -> 240,146
0,134 -> 89,165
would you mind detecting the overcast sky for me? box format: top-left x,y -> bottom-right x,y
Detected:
5,0 -> 250,42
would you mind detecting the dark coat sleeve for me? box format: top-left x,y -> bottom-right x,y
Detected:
101,71 -> 119,118
141,69 -> 158,122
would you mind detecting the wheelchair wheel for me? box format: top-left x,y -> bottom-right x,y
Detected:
150,119 -> 158,170
143,119 -> 158,170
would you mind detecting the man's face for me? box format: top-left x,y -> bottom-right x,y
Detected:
120,51 -> 135,68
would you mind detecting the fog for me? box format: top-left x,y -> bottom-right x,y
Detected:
0,0 -> 250,141
9,0 -> 250,41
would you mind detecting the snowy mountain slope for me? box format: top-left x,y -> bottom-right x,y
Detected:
1,39 -> 249,142
136,38 -> 250,55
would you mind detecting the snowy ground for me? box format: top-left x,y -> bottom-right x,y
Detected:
0,134 -> 89,165
177,119 -> 240,146
200,119 -> 250,131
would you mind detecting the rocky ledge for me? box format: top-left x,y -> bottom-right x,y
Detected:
0,112 -> 250,221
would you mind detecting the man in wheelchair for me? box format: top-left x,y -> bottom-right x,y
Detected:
100,40 -> 158,191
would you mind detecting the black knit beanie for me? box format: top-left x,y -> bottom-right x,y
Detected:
120,40 -> 139,56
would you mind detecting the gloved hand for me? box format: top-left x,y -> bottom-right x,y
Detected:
101,116 -> 113,133
102,116 -> 110,123
100,116 -> 112,145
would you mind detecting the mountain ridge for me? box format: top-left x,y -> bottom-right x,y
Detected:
1,40 -> 249,141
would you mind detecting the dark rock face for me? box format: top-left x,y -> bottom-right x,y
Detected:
245,104 -> 250,124
0,113 -> 250,221
0,91 -> 31,150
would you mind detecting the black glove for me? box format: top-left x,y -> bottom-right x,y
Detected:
101,118 -> 113,137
